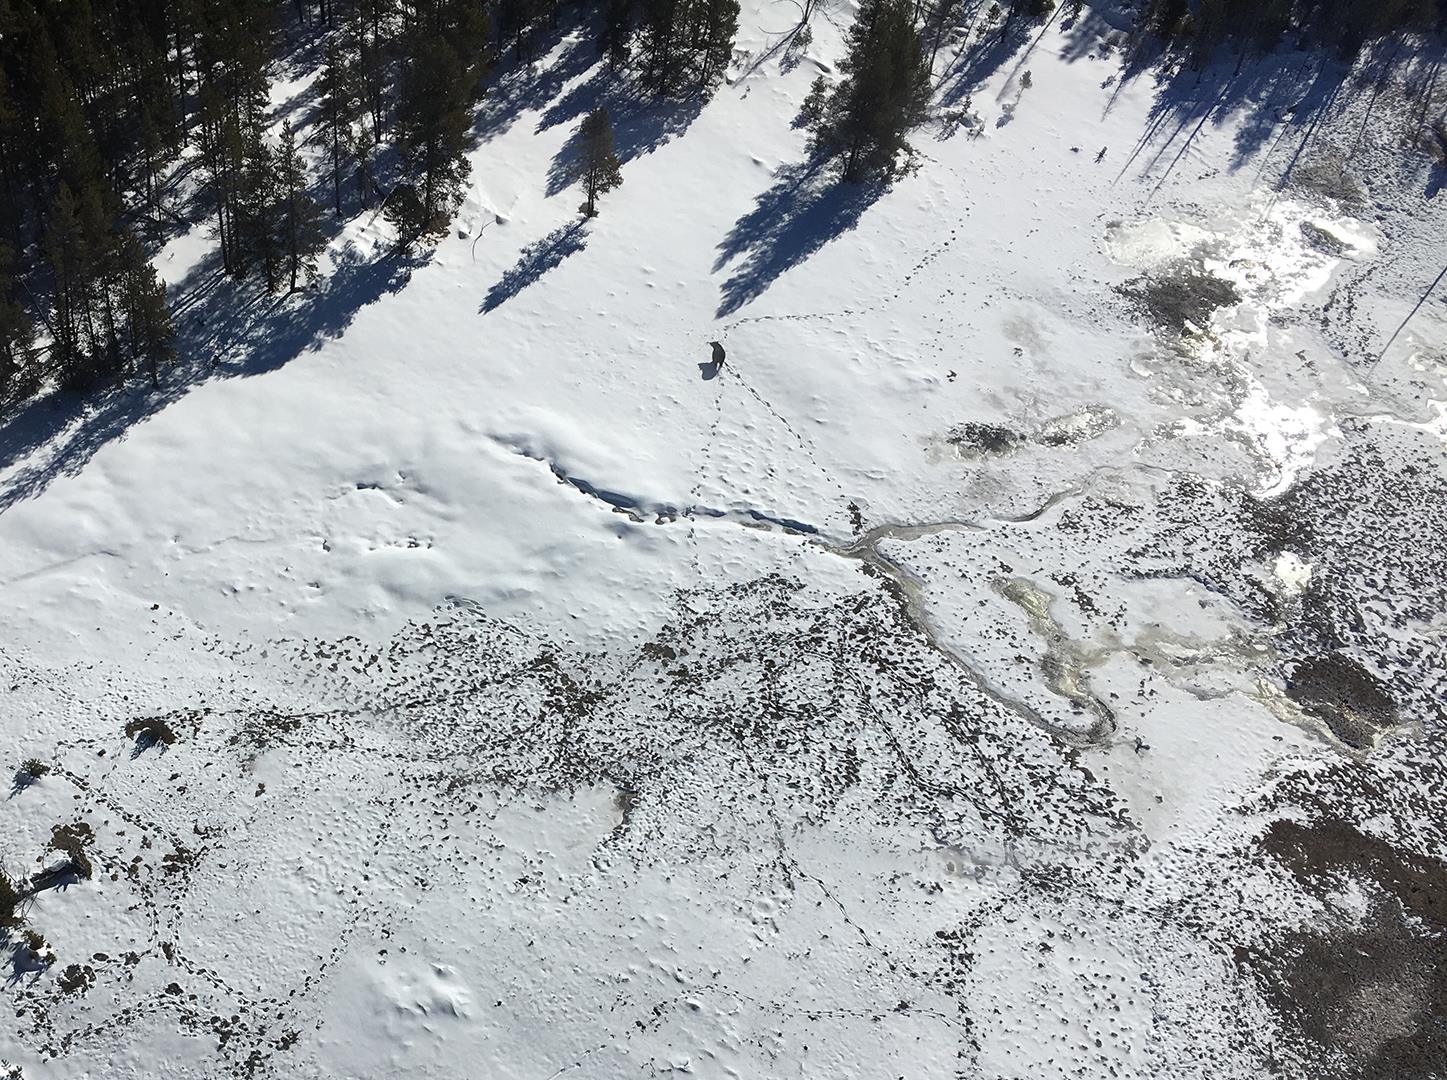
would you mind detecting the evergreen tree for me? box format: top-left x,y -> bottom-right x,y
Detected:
193,0 -> 276,280
37,60 -> 106,198
496,0 -> 544,58
351,122 -> 378,207
686,0 -> 739,89
639,0 -> 735,93
44,182 -> 96,387
117,231 -> 174,387
391,2 -> 487,243
276,121 -> 326,291
238,124 -> 282,290
808,0 -> 931,181
0,240 -> 33,400
638,0 -> 736,94
348,0 -> 395,145
317,40 -> 358,215
578,107 -> 622,217
0,71 -> 24,248
599,0 -> 634,68
638,0 -> 683,92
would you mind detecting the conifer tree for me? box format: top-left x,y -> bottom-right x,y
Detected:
391,1 -> 487,242
391,39 -> 472,239
276,121 -> 326,291
807,0 -> 931,181
496,0 -> 544,58
0,240 -> 33,400
578,107 -> 622,217
43,180 -> 124,387
637,0 -> 736,94
0,72 -> 23,247
599,0 -> 633,68
351,123 -> 378,207
238,127 -> 281,290
686,0 -> 738,89
317,40 -> 358,215
117,231 -> 174,388
638,0 -> 683,92
348,0 -> 395,144
44,183 -> 92,386
382,182 -> 428,248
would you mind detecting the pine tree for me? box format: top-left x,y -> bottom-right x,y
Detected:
238,126 -> 281,290
194,0 -> 276,283
44,183 -> 94,387
637,0 -> 737,94
808,0 -> 931,182
350,123 -> 378,207
391,5 -> 484,243
638,0 -> 683,92
383,182 -> 428,247
276,121 -> 325,291
37,60 -> 106,198
0,72 -> 24,248
117,231 -> 174,388
686,0 -> 738,89
348,0 -> 395,145
496,0 -> 543,58
578,107 -> 622,217
196,80 -> 238,273
599,0 -> 633,68
317,40 -> 357,216
0,240 -> 33,401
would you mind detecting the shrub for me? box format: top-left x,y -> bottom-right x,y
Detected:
124,716 -> 176,749
48,822 -> 95,880
0,868 -> 24,929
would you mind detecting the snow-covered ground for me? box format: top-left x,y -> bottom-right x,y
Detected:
4,2 -> 1447,1078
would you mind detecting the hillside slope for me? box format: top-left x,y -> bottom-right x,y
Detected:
2,2 -> 1446,1078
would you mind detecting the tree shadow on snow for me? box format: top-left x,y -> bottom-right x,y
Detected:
0,242 -> 421,513
481,221 -> 589,313
712,159 -> 883,318
1114,48 -> 1348,194
935,13 -> 1046,111
544,116 -> 591,197
0,4 -> 434,515
1079,26 -> 1443,194
937,5 -> 1442,202
473,23 -> 602,142
540,71 -> 704,188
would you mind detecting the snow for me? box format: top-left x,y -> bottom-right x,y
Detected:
3,3 -> 1446,1078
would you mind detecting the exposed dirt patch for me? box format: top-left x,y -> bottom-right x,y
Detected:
1250,818 -> 1447,1079
1117,259 -> 1241,335
946,421 -> 1026,457
1285,653 -> 1400,748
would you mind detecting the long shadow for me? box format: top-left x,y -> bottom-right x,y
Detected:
1,10 -> 606,516
539,68 -> 705,164
0,5 -> 435,516
1056,7 -> 1124,65
0,242 -> 419,513
545,114 -> 589,197
481,221 -> 589,313
1429,162 -> 1447,198
1370,261 -> 1447,368
541,71 -> 704,201
1107,45 -> 1349,191
713,158 -> 883,318
473,22 -> 601,142
935,14 -> 1041,111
